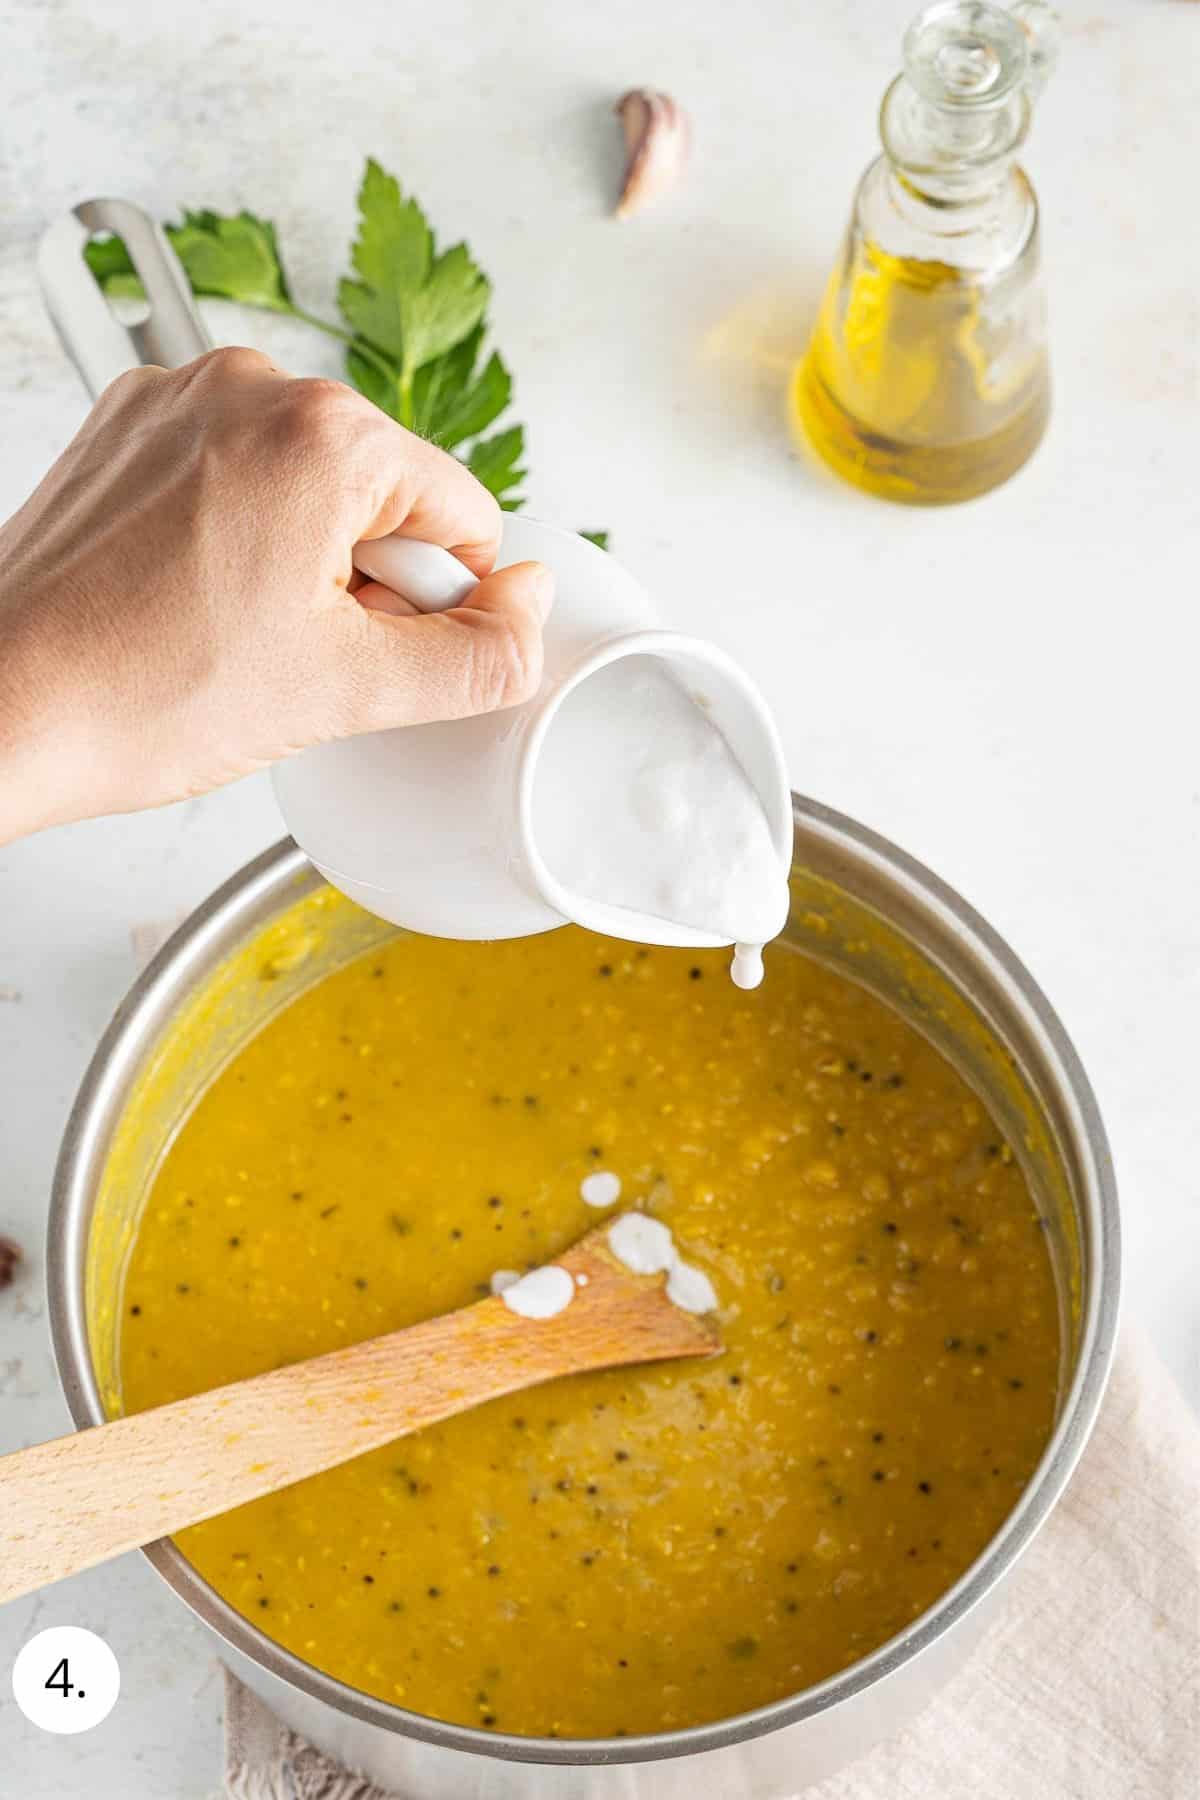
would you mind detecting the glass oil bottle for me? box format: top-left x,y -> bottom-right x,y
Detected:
794,1 -> 1060,505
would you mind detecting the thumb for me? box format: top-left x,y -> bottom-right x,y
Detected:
335,561 -> 554,733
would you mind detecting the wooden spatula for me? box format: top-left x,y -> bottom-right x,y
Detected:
0,1215 -> 719,1606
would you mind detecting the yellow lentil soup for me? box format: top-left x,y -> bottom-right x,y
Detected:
119,925 -> 1058,1738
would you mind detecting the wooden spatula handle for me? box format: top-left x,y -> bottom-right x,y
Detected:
0,1227 -> 717,1605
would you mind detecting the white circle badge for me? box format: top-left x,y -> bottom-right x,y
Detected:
12,1626 -> 120,1734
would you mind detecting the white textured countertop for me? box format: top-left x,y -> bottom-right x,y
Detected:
1,1 -> 1197,1794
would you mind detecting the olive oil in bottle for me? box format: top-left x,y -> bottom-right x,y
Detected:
795,1 -> 1060,505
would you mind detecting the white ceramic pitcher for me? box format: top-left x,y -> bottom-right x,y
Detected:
39,199 -> 792,948
274,515 -> 792,943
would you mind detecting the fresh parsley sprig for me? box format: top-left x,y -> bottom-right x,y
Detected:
84,160 -> 527,509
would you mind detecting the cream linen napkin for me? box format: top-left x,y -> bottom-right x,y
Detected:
224,1324 -> 1200,1800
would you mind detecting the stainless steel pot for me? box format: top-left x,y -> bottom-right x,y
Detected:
48,803 -> 1119,1798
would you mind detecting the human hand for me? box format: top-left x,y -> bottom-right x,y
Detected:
0,348 -> 552,844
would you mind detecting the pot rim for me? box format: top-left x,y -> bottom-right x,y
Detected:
47,798 -> 1120,1769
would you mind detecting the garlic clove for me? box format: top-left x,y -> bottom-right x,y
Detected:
614,89 -> 690,221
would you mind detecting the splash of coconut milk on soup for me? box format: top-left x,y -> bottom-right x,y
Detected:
532,658 -> 788,988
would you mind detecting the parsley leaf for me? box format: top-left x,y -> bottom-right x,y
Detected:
349,322 -> 511,452
411,323 -> 486,436
435,351 -> 512,450
344,342 -> 401,419
580,530 -> 610,551
467,426 -> 527,510
85,209 -> 293,312
338,159 -> 490,425
166,209 -> 292,310
83,233 -> 140,294
336,165 -> 521,500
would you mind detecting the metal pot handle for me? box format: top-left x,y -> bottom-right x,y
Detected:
37,198 -> 210,402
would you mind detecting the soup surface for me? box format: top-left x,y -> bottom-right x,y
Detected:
121,924 -> 1058,1738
